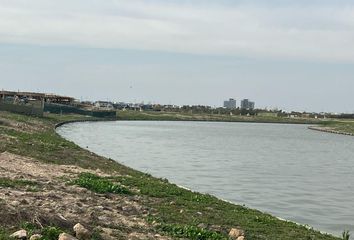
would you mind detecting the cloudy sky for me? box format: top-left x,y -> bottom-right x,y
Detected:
0,0 -> 353,112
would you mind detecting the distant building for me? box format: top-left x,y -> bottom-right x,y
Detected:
223,98 -> 237,109
0,90 -> 74,105
94,101 -> 114,110
241,99 -> 255,110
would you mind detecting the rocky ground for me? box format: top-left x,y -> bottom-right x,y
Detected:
0,151 -> 170,240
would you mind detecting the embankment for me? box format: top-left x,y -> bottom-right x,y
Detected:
308,126 -> 354,136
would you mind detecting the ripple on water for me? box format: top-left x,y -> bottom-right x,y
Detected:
57,121 -> 354,237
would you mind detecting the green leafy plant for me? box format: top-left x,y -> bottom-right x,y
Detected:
73,172 -> 130,194
159,224 -> 227,240
41,226 -> 63,240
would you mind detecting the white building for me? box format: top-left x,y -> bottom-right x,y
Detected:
95,101 -> 114,110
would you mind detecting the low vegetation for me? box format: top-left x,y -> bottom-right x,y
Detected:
319,121 -> 354,135
21,223 -> 63,240
72,172 -> 130,194
342,231 -> 350,240
0,224 -> 63,240
158,224 -> 226,240
0,177 -> 38,189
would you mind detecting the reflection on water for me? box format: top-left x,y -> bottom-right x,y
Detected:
57,121 -> 354,236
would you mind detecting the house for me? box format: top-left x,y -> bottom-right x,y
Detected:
94,101 -> 114,110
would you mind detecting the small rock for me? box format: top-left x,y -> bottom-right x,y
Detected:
209,225 -> 222,232
10,229 -> 27,239
122,206 -> 135,213
20,199 -> 29,205
11,200 -> 21,207
197,223 -> 207,229
237,237 -> 245,240
73,223 -> 91,240
30,234 -> 42,240
229,228 -> 244,239
96,206 -> 104,210
58,233 -> 78,240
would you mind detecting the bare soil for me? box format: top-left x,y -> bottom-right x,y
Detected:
0,152 -> 170,240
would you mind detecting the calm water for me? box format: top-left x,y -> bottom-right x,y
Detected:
57,121 -> 354,236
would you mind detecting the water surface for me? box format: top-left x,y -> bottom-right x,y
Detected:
57,121 -> 354,236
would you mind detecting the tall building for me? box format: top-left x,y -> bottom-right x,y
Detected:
241,99 -> 255,110
223,98 -> 237,109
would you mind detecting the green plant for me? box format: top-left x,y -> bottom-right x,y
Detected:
0,178 -> 38,189
0,228 -> 10,240
73,172 -> 130,194
41,226 -> 63,240
20,222 -> 37,236
159,224 -> 227,240
342,230 -> 350,240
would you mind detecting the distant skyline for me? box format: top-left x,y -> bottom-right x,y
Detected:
0,0 -> 354,113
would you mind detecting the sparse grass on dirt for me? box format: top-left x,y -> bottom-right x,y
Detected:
0,177 -> 38,189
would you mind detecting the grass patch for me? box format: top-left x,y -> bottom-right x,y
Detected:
159,224 -> 226,240
72,172 -> 130,194
0,177 -> 38,189
41,226 -> 63,240
0,228 -> 10,240
112,174 -> 340,240
20,222 -> 63,240
319,120 -> 354,135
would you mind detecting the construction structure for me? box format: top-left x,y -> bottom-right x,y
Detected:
0,90 -> 75,105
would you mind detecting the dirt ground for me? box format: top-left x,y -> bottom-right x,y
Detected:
0,151 -> 170,240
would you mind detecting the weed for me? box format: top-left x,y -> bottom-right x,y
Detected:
41,226 -> 63,240
72,172 -> 130,194
0,228 -> 10,240
342,230 -> 350,240
159,224 -> 227,240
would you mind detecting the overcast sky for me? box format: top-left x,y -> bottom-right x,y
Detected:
0,0 -> 353,112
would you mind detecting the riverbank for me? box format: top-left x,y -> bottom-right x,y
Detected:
118,110 -> 354,137
311,121 -> 354,136
116,110 -> 323,124
0,111 -> 342,239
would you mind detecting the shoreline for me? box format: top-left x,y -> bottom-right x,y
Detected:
0,111 -> 344,239
55,118 -> 345,238
308,126 -> 354,136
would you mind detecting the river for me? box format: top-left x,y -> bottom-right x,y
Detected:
57,120 -> 354,236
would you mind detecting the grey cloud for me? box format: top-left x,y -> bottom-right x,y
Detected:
0,0 -> 354,61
